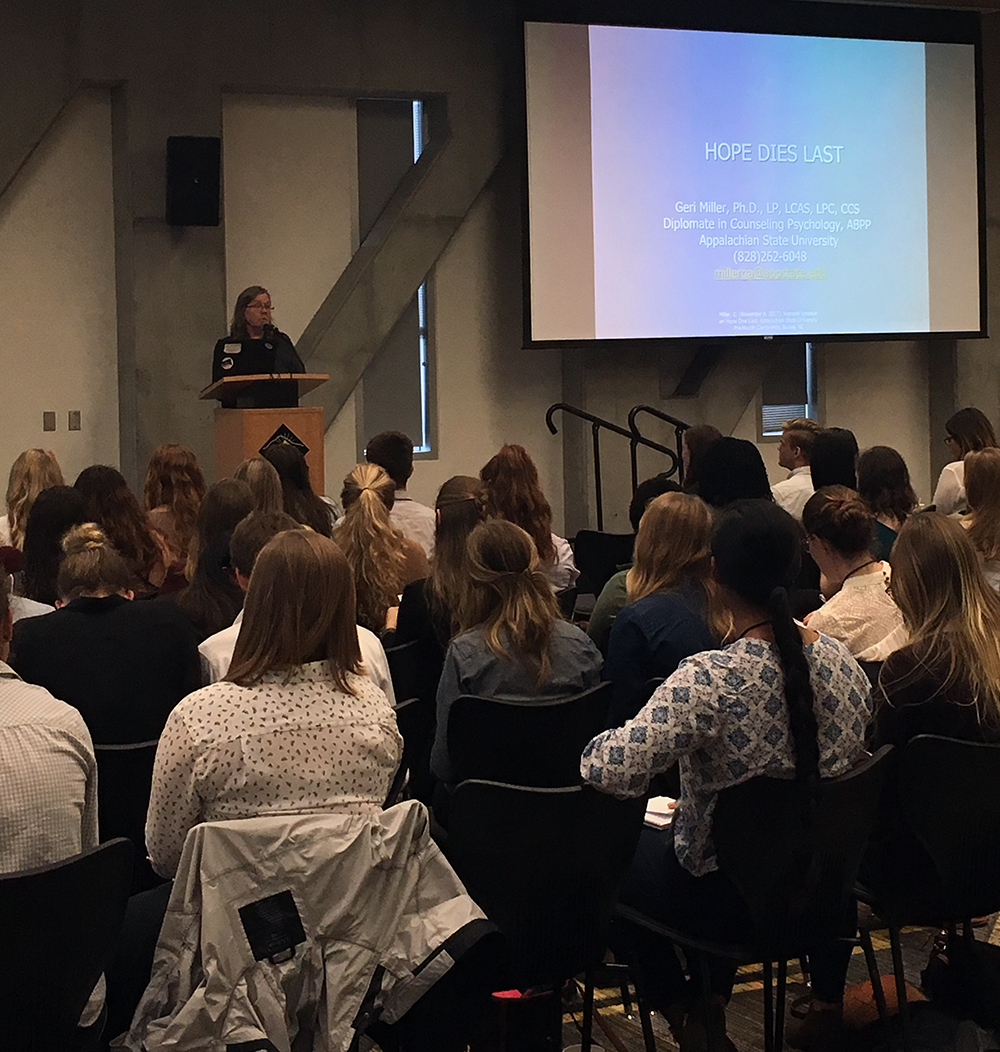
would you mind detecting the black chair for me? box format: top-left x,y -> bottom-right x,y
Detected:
617,746 -> 893,1052
572,530 -> 634,594
384,639 -> 439,806
0,837 -> 134,1051
856,735 -> 1000,1051
447,681 -> 612,788
94,742 -> 162,893
447,779 -> 646,1050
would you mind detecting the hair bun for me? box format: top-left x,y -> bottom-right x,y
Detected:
61,522 -> 108,555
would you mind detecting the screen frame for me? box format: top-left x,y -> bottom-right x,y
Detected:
519,0 -> 987,349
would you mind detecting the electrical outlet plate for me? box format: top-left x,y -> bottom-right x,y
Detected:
42,411 -> 56,432
68,410 -> 81,431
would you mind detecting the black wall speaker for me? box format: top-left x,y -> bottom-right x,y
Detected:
166,136 -> 221,226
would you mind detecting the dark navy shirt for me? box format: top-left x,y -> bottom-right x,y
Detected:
605,582 -> 716,727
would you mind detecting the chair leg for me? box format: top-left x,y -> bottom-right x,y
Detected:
581,973 -> 595,1052
762,959 -> 774,1052
888,922 -> 912,1052
774,958 -> 788,1052
699,951 -> 725,1052
859,927 -> 890,1025
622,955 -> 659,1052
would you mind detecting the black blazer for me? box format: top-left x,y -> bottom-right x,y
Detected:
10,594 -> 202,745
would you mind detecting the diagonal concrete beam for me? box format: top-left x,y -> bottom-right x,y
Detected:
296,93 -> 504,424
0,0 -> 83,199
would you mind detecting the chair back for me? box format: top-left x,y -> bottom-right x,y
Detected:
0,838 -> 133,1049
94,741 -> 161,892
385,638 -> 436,704
712,746 -> 892,958
572,530 -> 634,593
898,735 -> 1000,919
447,780 -> 644,987
384,639 -> 439,805
447,681 -> 612,788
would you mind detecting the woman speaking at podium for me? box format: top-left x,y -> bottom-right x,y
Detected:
212,286 -> 305,407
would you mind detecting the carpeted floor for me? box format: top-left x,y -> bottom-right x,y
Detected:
554,917 -> 1000,1052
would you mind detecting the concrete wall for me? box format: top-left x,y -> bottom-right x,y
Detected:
0,90 -> 119,483
0,0 -> 997,534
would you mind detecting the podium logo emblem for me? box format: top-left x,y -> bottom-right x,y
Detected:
259,425 -> 309,457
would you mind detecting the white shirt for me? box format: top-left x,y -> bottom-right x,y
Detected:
145,663 -> 403,878
771,466 -> 814,520
806,563 -> 905,658
390,489 -> 436,559
198,612 -> 395,705
0,515 -> 11,547
545,534 -> 580,592
10,594 -> 54,623
0,661 -> 102,1024
932,461 -> 966,515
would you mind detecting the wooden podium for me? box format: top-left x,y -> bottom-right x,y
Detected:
199,374 -> 330,493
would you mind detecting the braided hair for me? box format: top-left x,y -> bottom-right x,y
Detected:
711,499 -> 820,783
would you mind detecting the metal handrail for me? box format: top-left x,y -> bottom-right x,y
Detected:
628,405 -> 690,484
546,403 -> 680,530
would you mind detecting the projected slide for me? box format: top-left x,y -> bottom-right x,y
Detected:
525,22 -> 980,341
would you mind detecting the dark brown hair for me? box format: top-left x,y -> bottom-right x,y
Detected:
429,476 -> 487,636
229,510 -> 302,578
480,444 -> 555,564
946,407 -> 997,457
802,486 -> 874,557
22,486 -> 89,605
226,530 -> 362,691
262,444 -> 332,537
74,465 -> 162,587
856,446 -> 917,525
230,285 -> 269,340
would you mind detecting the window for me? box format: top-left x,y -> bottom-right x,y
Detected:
356,99 -> 434,455
760,342 -> 816,437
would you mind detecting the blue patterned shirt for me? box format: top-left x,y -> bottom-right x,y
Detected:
581,633 -> 872,876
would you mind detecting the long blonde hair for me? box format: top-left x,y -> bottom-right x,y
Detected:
887,512 -> 1000,725
964,448 -> 1000,563
626,491 -> 726,639
458,519 -> 561,683
6,449 -> 64,549
332,463 -> 408,633
226,530 -> 362,691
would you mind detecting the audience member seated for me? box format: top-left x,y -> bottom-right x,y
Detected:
810,427 -> 859,490
366,430 -> 437,558
431,519 -> 602,785
605,492 -> 720,726
143,443 -> 206,586
263,442 -> 334,536
802,486 -> 904,658
1,448 -> 63,549
856,445 -> 917,559
588,476 -> 682,655
20,485 -> 88,606
75,465 -> 171,593
233,454 -> 283,513
0,569 -> 103,1033
960,447 -> 1000,591
199,510 -> 393,699
148,528 -> 402,877
697,437 -> 773,509
395,475 -> 487,668
932,406 -> 997,515
174,478 -> 255,641
877,512 -> 1000,749
770,417 -> 823,519
10,524 -> 201,889
680,423 -> 722,496
581,500 -> 871,1049
480,443 -> 579,591
333,463 -> 430,634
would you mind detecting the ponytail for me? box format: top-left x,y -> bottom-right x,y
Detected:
767,585 -> 820,784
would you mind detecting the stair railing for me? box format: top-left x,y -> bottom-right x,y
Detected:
628,405 -> 690,485
546,403 -> 681,531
